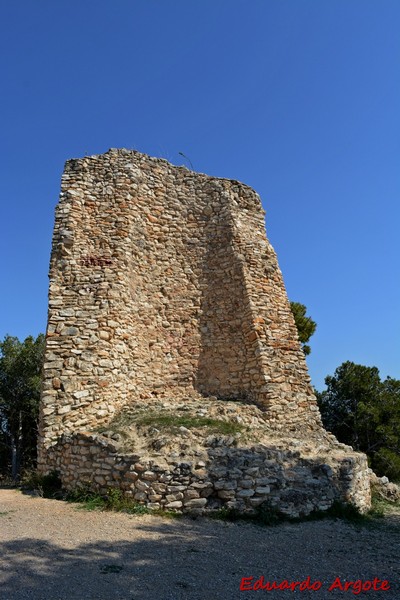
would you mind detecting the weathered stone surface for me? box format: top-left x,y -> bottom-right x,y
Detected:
164,500 -> 183,509
370,471 -> 400,503
183,498 -> 207,509
37,149 -> 371,516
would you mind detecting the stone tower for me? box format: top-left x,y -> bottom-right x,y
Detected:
38,149 -> 370,516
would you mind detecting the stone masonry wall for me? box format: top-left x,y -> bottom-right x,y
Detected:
39,149 -> 320,454
44,432 -> 370,517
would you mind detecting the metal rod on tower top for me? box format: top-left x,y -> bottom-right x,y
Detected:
178,152 -> 194,170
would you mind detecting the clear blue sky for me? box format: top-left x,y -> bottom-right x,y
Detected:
1,0 -> 399,390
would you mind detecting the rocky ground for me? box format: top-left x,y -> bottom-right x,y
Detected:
1,487 -> 399,600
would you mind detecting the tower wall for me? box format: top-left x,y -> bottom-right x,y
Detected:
39,149 -> 321,452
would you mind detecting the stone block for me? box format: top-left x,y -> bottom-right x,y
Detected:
183,498 -> 207,509
236,489 -> 255,498
164,500 -> 183,509
255,486 -> 271,495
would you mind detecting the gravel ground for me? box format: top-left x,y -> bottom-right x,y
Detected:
1,488 -> 399,600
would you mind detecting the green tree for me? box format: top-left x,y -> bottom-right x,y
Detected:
316,361 -> 400,481
0,334 -> 45,480
290,301 -> 317,355
372,377 -> 400,480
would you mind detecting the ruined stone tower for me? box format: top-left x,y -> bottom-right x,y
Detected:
38,149 -> 370,516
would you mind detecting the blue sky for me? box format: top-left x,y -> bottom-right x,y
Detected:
1,0 -> 399,390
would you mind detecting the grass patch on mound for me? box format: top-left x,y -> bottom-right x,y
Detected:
98,411 -> 246,439
136,413 -> 244,435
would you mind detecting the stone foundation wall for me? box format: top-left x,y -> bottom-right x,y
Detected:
46,433 -> 371,517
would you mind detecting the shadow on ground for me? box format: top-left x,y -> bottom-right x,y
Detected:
1,495 -> 399,600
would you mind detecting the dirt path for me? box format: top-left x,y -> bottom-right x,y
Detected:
1,488 -> 399,600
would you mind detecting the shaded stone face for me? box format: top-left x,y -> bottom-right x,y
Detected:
39,148 -> 320,447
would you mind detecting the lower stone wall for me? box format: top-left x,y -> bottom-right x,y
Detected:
44,433 -> 371,517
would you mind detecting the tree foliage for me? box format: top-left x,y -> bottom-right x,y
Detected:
0,334 -> 45,479
316,361 -> 400,481
290,301 -> 317,355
